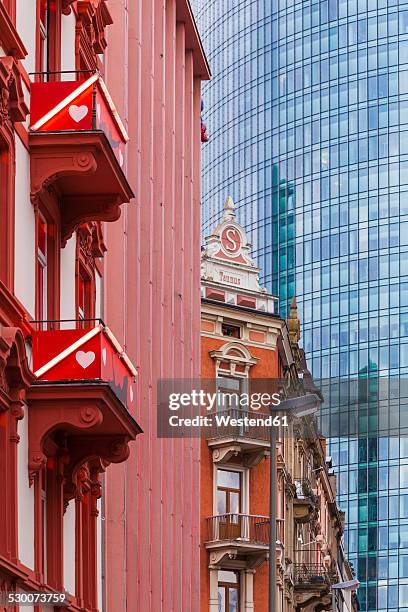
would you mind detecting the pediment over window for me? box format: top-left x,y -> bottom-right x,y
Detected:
210,342 -> 257,370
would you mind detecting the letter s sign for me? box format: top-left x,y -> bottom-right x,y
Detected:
221,226 -> 241,255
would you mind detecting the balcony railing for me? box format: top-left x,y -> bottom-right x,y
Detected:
30,70 -> 128,169
207,514 -> 270,545
29,71 -> 134,245
205,409 -> 271,442
276,517 -> 285,544
294,478 -> 317,500
206,515 -> 285,547
293,563 -> 330,586
31,319 -> 137,411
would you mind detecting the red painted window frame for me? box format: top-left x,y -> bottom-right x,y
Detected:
2,0 -> 15,22
75,227 -> 97,327
0,129 -> 15,289
35,203 -> 60,327
36,0 -> 61,79
76,261 -> 95,325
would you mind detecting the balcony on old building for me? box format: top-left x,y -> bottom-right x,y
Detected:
206,514 -> 284,570
293,563 -> 332,609
293,563 -> 330,587
26,320 -> 141,494
206,408 -> 270,467
293,478 -> 319,523
29,71 -> 134,245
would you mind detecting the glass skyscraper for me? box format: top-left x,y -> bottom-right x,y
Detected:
193,1 -> 408,610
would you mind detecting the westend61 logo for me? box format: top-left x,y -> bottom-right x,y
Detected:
157,379 -> 295,438
158,377 -> 408,439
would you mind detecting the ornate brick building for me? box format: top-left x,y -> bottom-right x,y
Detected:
200,198 -> 359,612
0,1 -> 208,610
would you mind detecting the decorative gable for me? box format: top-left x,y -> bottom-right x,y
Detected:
201,197 -> 278,314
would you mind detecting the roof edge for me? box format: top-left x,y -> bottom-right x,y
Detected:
176,0 -> 211,80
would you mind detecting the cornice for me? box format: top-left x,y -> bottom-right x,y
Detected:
0,3 -> 27,59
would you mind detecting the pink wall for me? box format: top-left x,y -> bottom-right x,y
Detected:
102,1 -> 209,609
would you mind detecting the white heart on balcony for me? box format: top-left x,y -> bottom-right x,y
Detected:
76,350 -> 96,369
69,104 -> 89,123
102,348 -> 107,365
119,150 -> 124,167
130,387 -> 134,403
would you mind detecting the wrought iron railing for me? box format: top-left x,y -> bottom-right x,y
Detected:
293,563 -> 329,586
294,478 -> 318,501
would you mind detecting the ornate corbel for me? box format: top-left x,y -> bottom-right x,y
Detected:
212,445 -> 241,464
0,56 -> 28,125
61,195 -> 121,246
0,327 -> 34,417
208,548 -> 238,569
30,150 -> 98,209
89,466 -> 102,517
61,435 -> 130,506
246,551 -> 269,569
28,403 -> 103,486
74,464 -> 91,502
75,1 -> 113,68
62,0 -> 76,15
77,222 -> 107,265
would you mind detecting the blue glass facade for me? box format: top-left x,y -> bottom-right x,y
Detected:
193,1 -> 408,610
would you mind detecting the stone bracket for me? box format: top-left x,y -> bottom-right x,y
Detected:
212,445 -> 241,464
208,548 -> 238,569
243,449 -> 270,467
211,443 -> 269,467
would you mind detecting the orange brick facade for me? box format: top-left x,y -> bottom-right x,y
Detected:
200,335 -> 282,611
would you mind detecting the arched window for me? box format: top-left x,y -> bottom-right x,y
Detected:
0,135 -> 13,287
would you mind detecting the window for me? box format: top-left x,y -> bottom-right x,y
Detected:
0,136 -> 12,287
39,0 -> 49,74
41,471 -> 47,583
218,570 -> 239,612
77,265 -> 93,325
76,227 -> 98,327
221,323 -> 241,338
35,210 -> 59,326
216,377 -> 243,411
37,0 -> 61,77
36,214 -> 48,325
217,469 -> 241,516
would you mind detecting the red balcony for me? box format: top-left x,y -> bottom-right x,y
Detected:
29,72 -> 134,245
26,321 -> 141,490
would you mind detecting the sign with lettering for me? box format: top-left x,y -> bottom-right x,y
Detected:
218,270 -> 242,286
220,225 -> 242,256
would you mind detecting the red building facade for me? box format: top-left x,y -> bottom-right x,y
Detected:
0,0 -> 208,610
102,1 -> 210,609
